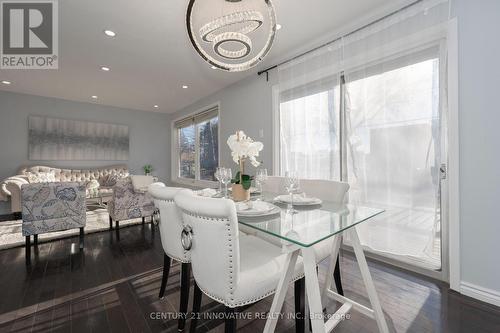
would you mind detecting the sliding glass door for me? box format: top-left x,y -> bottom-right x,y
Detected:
344,51 -> 443,270
276,47 -> 446,274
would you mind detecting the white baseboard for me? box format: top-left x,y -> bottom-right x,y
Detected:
460,281 -> 500,307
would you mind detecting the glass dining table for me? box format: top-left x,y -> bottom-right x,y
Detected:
236,194 -> 390,333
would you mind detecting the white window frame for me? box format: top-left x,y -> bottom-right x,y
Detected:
171,102 -> 220,188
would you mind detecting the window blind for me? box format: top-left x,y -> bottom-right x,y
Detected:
174,106 -> 219,128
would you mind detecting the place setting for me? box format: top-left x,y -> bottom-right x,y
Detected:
273,172 -> 323,213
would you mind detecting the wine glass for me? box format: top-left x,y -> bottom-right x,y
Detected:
255,168 -> 268,200
220,168 -> 232,199
284,171 -> 300,214
214,167 -> 223,195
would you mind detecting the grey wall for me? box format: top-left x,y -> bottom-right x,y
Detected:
0,91 -> 170,214
455,0 -> 500,295
171,0 -> 500,302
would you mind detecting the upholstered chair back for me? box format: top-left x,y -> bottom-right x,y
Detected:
175,192 -> 241,304
21,182 -> 86,236
262,176 -> 284,193
299,179 -> 350,203
107,177 -> 155,221
263,176 -> 349,203
149,183 -> 192,263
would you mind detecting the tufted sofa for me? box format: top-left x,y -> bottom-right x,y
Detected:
1,165 -> 129,214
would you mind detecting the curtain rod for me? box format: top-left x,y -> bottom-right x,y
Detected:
257,0 -> 423,79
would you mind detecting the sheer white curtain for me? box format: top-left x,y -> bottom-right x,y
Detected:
342,0 -> 449,269
276,0 -> 450,270
277,42 -> 342,180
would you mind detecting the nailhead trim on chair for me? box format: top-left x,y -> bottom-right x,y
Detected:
226,221 -> 235,302
180,209 -> 238,303
196,272 -> 305,308
180,209 -> 305,307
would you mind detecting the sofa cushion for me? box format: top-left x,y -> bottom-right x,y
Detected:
18,165 -> 129,183
26,171 -> 56,183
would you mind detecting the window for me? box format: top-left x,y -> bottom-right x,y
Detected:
174,105 -> 219,184
279,87 -> 340,180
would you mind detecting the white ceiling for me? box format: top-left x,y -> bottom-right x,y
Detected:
0,0 -> 403,113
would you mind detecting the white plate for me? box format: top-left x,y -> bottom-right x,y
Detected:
236,202 -> 281,217
274,195 -> 322,206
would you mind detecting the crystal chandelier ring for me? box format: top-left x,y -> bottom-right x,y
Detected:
187,0 -> 277,72
199,10 -> 264,43
213,32 -> 252,59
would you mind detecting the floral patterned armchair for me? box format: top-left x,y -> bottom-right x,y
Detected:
107,177 -> 156,230
21,182 -> 86,264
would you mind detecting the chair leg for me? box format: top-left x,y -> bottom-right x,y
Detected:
142,216 -> 145,225
115,221 -> 120,240
25,236 -> 31,266
333,255 -> 344,296
109,215 -> 113,230
224,307 -> 236,333
33,234 -> 38,247
159,254 -> 171,299
294,278 -> 305,333
178,263 -> 191,331
190,281 -> 203,333
79,227 -> 84,249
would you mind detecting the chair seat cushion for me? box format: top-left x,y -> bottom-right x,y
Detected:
231,235 -> 304,307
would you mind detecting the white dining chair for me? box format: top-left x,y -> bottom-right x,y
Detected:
148,183 -> 194,332
174,191 -> 305,333
261,176 -> 350,296
262,175 -> 284,193
299,178 -> 350,298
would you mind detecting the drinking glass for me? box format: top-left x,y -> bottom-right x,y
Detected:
284,171 -> 300,214
221,168 -> 232,199
214,167 -> 223,195
255,168 -> 268,200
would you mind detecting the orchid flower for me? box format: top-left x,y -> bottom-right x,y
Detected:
227,131 -> 263,167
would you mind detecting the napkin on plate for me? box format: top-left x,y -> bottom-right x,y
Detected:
236,200 -> 273,213
196,188 -> 217,197
276,193 -> 319,204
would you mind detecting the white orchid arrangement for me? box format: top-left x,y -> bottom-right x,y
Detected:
227,130 -> 264,189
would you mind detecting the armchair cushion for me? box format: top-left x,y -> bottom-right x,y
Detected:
21,182 -> 86,236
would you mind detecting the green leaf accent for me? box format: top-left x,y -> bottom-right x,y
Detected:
231,171 -> 252,190
241,174 -> 252,190
232,171 -> 241,184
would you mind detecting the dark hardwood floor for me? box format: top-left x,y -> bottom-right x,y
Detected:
0,223 -> 499,333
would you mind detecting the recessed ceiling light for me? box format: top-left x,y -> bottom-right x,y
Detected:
91,95 -> 98,99
1,80 -> 11,85
154,105 -> 159,108
104,30 -> 116,37
276,24 -> 282,30
101,66 -> 110,71
182,85 -> 188,89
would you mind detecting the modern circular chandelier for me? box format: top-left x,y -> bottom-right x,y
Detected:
186,0 -> 277,72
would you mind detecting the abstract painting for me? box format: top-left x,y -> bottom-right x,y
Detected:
28,116 -> 129,160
